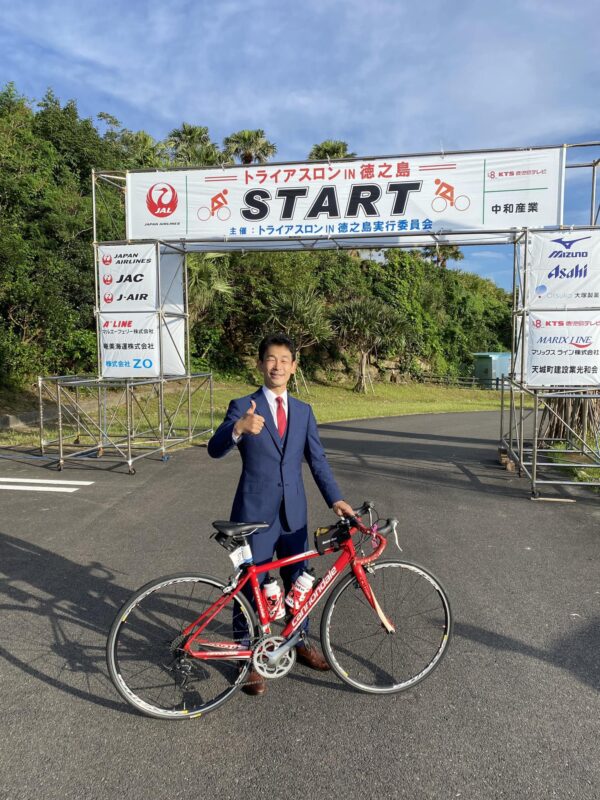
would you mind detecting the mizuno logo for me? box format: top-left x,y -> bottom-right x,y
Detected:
550,236 -> 591,250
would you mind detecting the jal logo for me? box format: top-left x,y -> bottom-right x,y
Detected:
146,183 -> 178,217
102,274 -> 113,285
104,292 -> 114,304
102,254 -> 112,266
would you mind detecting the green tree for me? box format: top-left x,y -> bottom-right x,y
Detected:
223,129 -> 277,164
308,140 -> 355,160
167,123 -> 221,166
332,298 -> 406,392
422,244 -> 464,270
267,286 -> 333,360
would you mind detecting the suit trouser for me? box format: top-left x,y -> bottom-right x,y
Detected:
233,504 -> 308,644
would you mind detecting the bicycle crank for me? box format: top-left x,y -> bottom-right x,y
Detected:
252,635 -> 296,679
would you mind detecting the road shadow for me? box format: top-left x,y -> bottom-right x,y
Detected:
1,529 -> 597,723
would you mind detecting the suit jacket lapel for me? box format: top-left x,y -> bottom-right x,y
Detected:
254,389 -> 283,454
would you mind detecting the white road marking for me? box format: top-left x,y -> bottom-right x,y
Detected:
0,477 -> 95,493
0,478 -> 94,485
0,485 -> 79,493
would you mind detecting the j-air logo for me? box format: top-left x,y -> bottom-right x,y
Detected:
239,181 -> 423,221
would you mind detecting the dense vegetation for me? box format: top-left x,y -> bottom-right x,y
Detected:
0,83 -> 511,390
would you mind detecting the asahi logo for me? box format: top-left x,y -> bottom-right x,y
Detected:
547,264 -> 588,280
146,183 -> 178,217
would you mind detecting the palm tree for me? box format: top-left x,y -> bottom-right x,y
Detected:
222,129 -> 277,165
422,245 -> 464,269
333,299 -> 406,392
186,253 -> 233,326
308,140 -> 355,161
267,286 -> 332,356
120,130 -> 167,168
166,123 -> 221,166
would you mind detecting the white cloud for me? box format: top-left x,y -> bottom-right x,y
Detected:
2,0 -> 598,157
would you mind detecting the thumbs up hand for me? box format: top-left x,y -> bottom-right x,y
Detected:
234,399 -> 265,437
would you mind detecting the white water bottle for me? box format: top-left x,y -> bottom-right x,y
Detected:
285,570 -> 316,613
263,577 -> 285,620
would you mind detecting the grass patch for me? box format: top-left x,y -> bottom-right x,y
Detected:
0,378 -> 503,449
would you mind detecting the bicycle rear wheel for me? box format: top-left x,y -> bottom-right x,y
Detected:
321,560 -> 452,694
106,574 -> 258,719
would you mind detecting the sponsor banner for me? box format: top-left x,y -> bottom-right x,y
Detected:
526,229 -> 600,309
526,310 -> 600,387
99,313 -> 160,378
97,243 -> 157,312
161,316 -> 186,376
126,148 -> 564,243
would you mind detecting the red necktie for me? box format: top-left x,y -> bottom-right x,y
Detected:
276,396 -> 287,438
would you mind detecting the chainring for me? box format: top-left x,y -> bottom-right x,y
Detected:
252,635 -> 296,679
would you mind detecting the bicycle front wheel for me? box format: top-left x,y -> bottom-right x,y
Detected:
106,574 -> 258,720
321,560 -> 452,694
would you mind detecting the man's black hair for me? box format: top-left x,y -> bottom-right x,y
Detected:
258,333 -> 297,362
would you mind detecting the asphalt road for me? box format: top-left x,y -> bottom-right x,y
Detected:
0,411 -> 598,800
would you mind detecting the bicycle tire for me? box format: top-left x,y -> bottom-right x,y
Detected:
320,560 -> 452,694
106,573 -> 258,720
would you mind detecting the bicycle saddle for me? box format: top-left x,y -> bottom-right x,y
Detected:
211,520 -> 270,538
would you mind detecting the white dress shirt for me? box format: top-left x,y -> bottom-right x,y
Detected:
232,386 -> 287,443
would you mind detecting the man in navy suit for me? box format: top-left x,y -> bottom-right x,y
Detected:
208,333 -> 353,695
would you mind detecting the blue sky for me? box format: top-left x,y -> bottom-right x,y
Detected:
1,0 -> 598,289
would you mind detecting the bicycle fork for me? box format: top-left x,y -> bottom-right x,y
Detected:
354,564 -> 396,634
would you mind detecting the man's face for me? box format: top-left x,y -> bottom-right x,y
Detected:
258,344 -> 296,392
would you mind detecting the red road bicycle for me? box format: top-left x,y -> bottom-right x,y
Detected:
106,502 -> 452,719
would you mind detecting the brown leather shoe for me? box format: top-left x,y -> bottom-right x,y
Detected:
296,644 -> 331,671
240,668 -> 266,696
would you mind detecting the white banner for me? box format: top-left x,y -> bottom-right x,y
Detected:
125,148 -> 564,243
99,313 -> 160,378
526,230 -> 600,309
97,244 -> 157,312
526,310 -> 600,387
161,317 -> 186,376
159,249 -> 185,313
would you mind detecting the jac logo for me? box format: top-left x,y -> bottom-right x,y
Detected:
146,183 -> 178,217
102,274 -> 113,285
102,254 -> 112,266
103,292 -> 114,304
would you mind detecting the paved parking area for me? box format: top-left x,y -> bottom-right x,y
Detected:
0,411 -> 598,800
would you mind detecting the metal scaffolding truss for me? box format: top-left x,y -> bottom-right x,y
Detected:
38,374 -> 213,473
500,381 -> 600,496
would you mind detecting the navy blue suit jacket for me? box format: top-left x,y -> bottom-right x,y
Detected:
207,389 -> 342,531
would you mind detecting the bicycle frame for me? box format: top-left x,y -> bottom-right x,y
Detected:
181,520 -> 392,661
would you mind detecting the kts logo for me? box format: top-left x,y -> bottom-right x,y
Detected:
146,183 -> 178,217
103,292 -> 114,304
102,274 -> 113,285
102,254 -> 112,266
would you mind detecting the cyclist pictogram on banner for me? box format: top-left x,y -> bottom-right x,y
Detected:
197,189 -> 231,221
431,179 -> 470,212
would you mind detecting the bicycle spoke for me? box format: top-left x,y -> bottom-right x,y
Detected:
107,575 -> 257,718
322,561 -> 451,694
